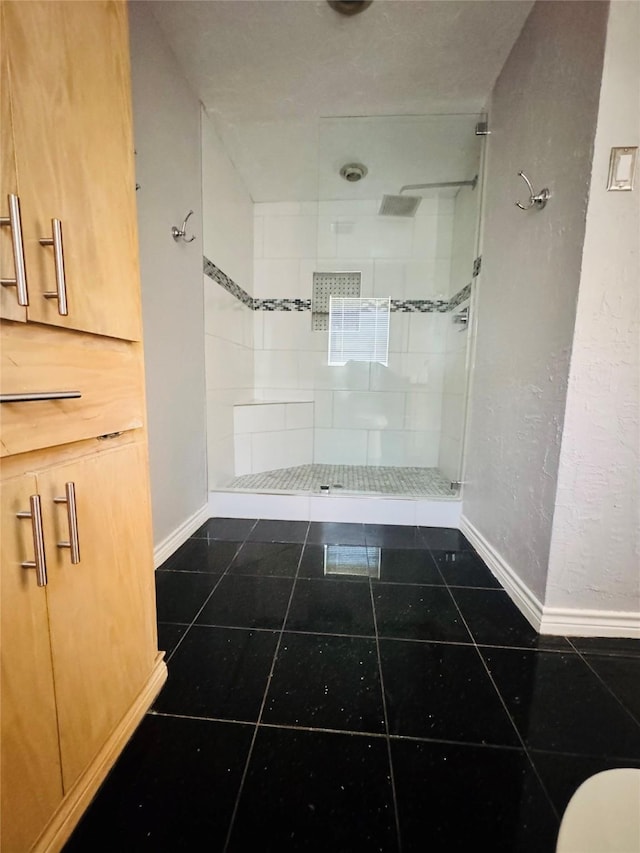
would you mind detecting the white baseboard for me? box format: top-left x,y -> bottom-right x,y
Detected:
460,514 -> 640,639
540,608 -> 640,639
459,514 -> 544,631
153,503 -> 209,569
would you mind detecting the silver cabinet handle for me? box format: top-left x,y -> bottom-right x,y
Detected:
39,218 -> 68,315
0,193 -> 29,306
54,482 -> 80,564
17,495 -> 48,587
0,391 -> 81,403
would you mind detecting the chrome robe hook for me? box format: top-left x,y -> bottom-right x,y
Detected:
515,172 -> 550,210
172,210 -> 196,242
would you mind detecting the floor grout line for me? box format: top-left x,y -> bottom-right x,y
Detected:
569,642 -> 640,730
152,521 -> 640,848
368,571 -> 403,852
222,520 -> 311,853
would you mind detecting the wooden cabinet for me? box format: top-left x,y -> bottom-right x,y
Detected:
1,2 -> 167,850
1,1 -> 142,340
1,473 -> 64,853
40,440 -> 158,791
1,439 -> 161,851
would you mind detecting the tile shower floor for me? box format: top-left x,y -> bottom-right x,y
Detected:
224,464 -> 457,497
64,518 -> 640,852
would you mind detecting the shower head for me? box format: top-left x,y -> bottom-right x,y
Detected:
378,195 -> 422,217
378,175 -> 478,217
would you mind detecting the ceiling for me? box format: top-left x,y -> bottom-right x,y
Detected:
150,0 -> 534,201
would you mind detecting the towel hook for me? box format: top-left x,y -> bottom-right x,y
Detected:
515,172 -> 550,210
172,210 -> 196,243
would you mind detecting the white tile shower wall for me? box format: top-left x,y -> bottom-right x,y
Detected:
449,185 -> 481,298
253,200 -> 454,467
232,401 -> 314,476
202,111 -> 255,487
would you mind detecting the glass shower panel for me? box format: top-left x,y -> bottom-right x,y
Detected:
310,114 -> 483,498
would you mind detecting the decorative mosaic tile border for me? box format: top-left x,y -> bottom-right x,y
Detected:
203,257 -> 253,308
254,298 -> 311,311
203,256 -> 472,314
448,282 -> 472,310
390,298 -> 450,313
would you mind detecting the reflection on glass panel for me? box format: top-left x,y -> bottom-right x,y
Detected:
323,545 -> 381,579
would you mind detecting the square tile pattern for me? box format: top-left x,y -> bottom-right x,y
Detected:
64,519 -> 640,852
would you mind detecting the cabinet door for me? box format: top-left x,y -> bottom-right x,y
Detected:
39,439 -> 158,790
4,1 -> 143,341
1,474 -> 63,852
0,5 -> 27,322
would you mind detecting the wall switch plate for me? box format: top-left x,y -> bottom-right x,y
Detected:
607,146 -> 637,191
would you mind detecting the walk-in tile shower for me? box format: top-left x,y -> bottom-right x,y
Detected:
206,114 -> 484,500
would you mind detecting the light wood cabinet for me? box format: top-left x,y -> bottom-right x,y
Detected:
40,440 -> 158,791
1,1 -> 142,340
0,4 -> 25,323
1,438 -> 165,852
1,2 -> 167,850
1,473 -> 64,853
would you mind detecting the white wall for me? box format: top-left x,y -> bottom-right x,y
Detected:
129,2 -> 207,546
546,0 -> 640,615
462,1 -> 609,602
251,198 -> 453,470
201,111 -> 255,488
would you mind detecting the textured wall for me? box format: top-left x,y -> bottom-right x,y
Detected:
129,2 -> 208,545
462,1 -> 609,602
546,0 -> 640,613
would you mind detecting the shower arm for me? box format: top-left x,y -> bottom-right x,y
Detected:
399,175 -> 478,193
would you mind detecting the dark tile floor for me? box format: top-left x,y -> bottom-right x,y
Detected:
64,518 -> 640,852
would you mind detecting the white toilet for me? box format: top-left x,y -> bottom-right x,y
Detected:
556,768 -> 640,853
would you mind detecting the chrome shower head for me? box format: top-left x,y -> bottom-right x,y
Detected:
378,195 -> 422,217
